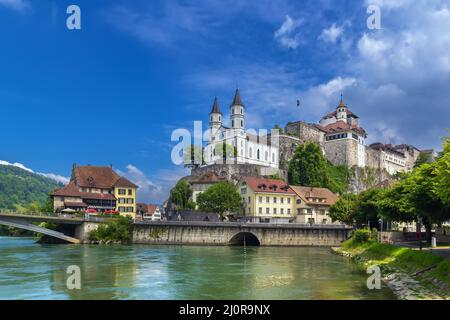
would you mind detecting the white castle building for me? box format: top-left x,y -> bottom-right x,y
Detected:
203,89 -> 279,169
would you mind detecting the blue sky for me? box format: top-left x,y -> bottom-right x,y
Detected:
0,0 -> 449,203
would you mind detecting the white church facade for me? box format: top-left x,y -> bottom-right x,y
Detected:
203,89 -> 279,169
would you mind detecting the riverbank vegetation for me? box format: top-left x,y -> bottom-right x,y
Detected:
330,134 -> 450,241
196,182 -> 242,217
90,216 -> 133,244
337,230 -> 450,298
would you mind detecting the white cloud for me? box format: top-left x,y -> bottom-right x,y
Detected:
319,24 -> 343,43
0,0 -> 30,12
36,173 -> 70,185
118,164 -> 189,204
0,160 -> 69,184
274,15 -> 303,49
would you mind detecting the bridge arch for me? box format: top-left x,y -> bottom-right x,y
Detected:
229,232 -> 260,246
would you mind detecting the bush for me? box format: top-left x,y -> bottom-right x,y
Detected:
90,216 -> 133,243
353,229 -> 372,244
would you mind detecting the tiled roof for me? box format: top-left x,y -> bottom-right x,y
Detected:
114,177 -> 138,188
290,186 -> 338,206
322,109 -> 359,119
73,166 -> 137,189
242,177 -> 295,194
136,203 -> 158,214
190,172 -> 226,185
369,143 -> 406,157
52,181 -> 81,197
319,120 -> 366,136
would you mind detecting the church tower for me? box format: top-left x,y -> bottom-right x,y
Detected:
336,96 -> 348,123
230,89 -> 245,131
209,96 -> 222,132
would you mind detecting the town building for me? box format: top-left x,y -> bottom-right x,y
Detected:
52,165 -> 138,218
203,89 -> 279,169
136,203 -> 159,219
290,186 -> 339,225
189,171 -> 227,203
238,177 -> 297,223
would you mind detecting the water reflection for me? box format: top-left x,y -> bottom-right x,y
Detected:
0,238 -> 396,300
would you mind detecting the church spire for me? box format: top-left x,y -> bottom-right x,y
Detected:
231,88 -> 244,106
210,96 -> 221,114
338,93 -> 346,108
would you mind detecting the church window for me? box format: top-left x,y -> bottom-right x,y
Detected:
257,149 -> 260,160
232,108 -> 234,114
219,116 -> 221,121
241,108 -> 243,114
232,120 -> 234,127
210,116 -> 212,122
241,120 -> 243,127
265,151 -> 268,161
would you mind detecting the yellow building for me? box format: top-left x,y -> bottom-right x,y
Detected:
238,177 -> 296,223
52,165 -> 138,218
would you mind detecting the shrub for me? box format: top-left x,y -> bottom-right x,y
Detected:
353,229 -> 372,244
90,216 -> 133,243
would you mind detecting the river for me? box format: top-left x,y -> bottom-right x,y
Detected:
0,237 -> 396,300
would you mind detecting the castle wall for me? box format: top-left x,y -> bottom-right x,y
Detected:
323,139 -> 359,167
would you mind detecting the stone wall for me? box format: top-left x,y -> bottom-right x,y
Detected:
191,163 -> 281,185
347,166 -> 392,194
132,222 -> 351,246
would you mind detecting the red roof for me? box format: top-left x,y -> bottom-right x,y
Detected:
318,120 -> 366,136
290,186 -> 338,206
242,177 -> 295,194
73,166 -> 138,189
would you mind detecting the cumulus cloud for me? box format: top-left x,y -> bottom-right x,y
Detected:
274,15 -> 303,49
319,24 -> 343,43
0,0 -> 30,13
118,164 -> 189,204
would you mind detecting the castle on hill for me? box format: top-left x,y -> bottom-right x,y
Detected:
198,90 -> 429,180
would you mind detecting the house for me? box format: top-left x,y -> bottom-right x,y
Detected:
51,164 -> 138,218
136,203 -> 159,219
190,171 -> 227,203
238,177 -> 297,223
290,186 -> 339,225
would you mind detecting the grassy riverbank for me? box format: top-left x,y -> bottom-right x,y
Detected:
335,234 -> 450,299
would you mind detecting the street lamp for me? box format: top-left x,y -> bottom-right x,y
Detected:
378,218 -> 383,243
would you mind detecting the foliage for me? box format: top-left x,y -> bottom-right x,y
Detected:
273,124 -> 284,134
433,134 -> 450,206
288,143 -> 349,193
0,165 -> 62,211
90,216 -> 134,243
414,152 -> 433,168
352,229 -> 372,244
196,182 -> 242,215
187,200 -> 196,210
329,193 -> 358,225
170,180 -> 193,209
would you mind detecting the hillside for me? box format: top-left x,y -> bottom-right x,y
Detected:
0,164 -> 63,212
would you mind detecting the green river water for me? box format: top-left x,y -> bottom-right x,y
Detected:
0,237 -> 396,300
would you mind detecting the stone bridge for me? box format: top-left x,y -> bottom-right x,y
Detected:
0,213 -> 352,246
133,221 -> 352,246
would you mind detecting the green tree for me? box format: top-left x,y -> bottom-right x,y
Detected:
433,135 -> 450,206
414,152 -> 433,168
214,142 -> 237,163
184,144 -> 204,166
90,216 -> 134,243
288,143 -> 329,188
170,180 -> 193,209
329,193 -> 358,225
288,143 -> 349,193
196,182 -> 242,216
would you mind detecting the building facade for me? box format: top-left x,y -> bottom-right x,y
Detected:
52,165 -> 138,218
290,186 -> 339,225
238,177 -> 296,223
203,89 -> 279,169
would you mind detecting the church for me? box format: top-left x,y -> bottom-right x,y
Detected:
203,89 -> 279,169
